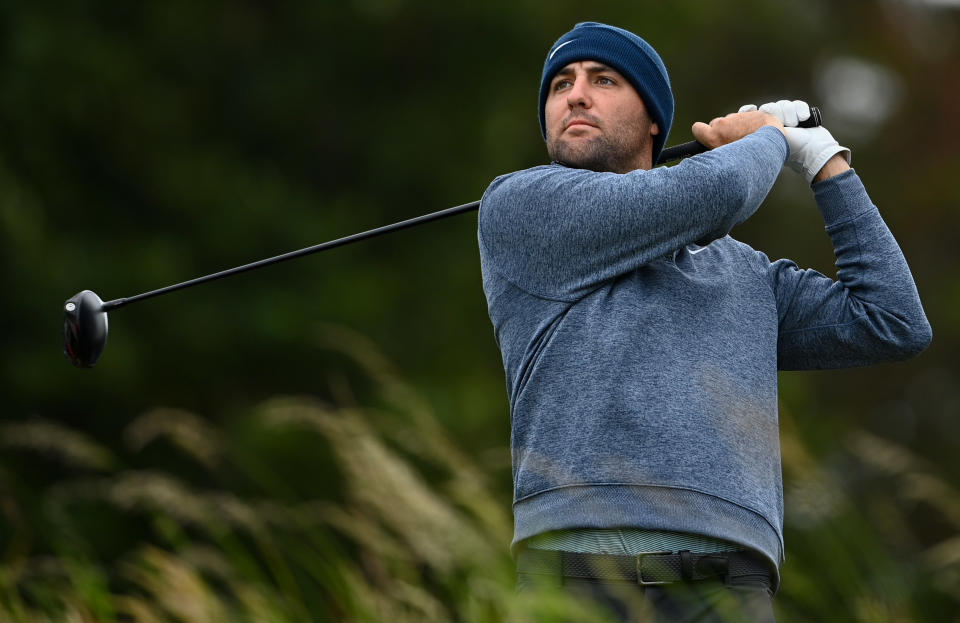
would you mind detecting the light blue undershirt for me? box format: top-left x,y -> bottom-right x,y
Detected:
525,528 -> 741,555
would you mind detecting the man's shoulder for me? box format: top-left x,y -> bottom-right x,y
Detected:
481,164 -> 562,214
483,162 -> 636,211
485,163 -> 564,191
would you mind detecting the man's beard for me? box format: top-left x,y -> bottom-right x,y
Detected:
547,118 -> 652,174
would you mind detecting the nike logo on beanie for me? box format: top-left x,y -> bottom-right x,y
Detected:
549,39 -> 576,60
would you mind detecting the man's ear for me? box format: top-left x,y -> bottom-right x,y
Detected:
651,122 -> 660,136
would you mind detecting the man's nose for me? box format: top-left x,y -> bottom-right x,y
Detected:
566,78 -> 591,108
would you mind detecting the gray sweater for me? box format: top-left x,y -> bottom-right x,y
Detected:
478,126 -> 931,574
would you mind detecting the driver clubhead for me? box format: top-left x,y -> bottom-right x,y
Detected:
63,290 -> 109,368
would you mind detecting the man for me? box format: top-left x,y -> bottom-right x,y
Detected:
478,22 -> 931,621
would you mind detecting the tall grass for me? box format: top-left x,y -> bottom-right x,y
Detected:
1,326 -> 957,621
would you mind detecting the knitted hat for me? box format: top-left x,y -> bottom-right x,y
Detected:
538,22 -> 674,164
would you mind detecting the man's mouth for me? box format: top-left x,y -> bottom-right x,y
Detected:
565,117 -> 599,131
565,119 -> 597,130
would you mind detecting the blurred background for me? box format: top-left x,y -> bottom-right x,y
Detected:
1,0 -> 959,621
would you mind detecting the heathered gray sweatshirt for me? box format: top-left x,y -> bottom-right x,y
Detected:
478,126 -> 931,574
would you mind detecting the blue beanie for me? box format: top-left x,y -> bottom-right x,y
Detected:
538,22 -> 674,164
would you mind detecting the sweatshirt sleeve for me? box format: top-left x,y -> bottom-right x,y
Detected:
479,126 -> 788,301
769,169 -> 932,369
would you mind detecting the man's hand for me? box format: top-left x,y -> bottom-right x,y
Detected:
691,111 -> 785,150
741,100 -> 851,183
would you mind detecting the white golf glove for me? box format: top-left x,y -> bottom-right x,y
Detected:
739,100 -> 851,183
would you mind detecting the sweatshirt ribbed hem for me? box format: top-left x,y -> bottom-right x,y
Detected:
512,483 -> 783,585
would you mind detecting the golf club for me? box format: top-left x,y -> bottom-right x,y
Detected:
64,106 -> 822,368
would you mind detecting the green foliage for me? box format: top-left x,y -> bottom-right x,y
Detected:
0,327 -> 558,621
1,327 -> 959,621
2,0 -> 960,620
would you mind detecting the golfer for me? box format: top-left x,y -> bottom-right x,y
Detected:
478,22 -> 931,621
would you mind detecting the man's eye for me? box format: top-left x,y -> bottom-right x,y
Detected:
597,76 -> 615,86
554,79 -> 572,91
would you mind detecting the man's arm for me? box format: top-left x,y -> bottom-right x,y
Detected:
479,113 -> 788,301
767,169 -> 931,369
739,101 -> 930,367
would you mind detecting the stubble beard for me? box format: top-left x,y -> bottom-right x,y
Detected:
547,118 -> 652,174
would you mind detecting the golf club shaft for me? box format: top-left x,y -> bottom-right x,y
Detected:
101,200 -> 480,311
101,106 -> 821,311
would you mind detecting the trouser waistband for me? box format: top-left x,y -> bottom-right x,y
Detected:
517,548 -> 776,590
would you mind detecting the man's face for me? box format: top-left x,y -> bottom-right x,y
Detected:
544,61 -> 659,173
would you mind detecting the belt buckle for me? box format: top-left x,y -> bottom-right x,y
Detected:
635,550 -> 674,586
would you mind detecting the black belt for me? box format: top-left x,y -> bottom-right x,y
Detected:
517,548 -> 773,587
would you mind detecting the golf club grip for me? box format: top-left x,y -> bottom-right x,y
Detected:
656,105 -> 821,165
